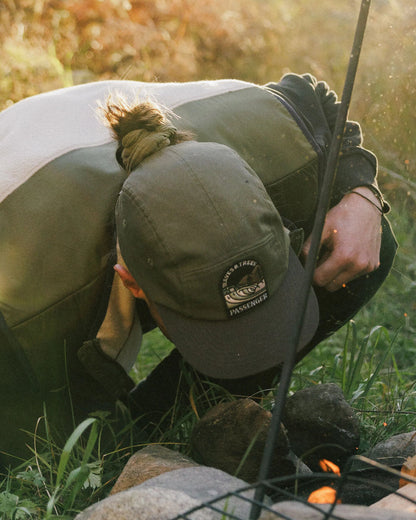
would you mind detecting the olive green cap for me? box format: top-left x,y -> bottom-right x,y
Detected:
116,141 -> 318,378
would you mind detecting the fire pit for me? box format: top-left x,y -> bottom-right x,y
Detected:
170,458 -> 416,520
188,387 -> 416,517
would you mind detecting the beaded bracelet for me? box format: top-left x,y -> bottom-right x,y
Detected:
348,190 -> 384,214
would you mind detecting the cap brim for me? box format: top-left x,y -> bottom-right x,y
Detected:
156,248 -> 319,379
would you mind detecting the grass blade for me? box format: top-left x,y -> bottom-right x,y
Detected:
55,418 -> 96,487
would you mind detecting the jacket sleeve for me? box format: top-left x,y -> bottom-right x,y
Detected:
267,73 -> 389,211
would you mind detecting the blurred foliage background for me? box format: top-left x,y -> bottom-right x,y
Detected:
1,0 -> 415,178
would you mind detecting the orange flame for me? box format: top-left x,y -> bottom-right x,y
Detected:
399,454 -> 416,488
308,486 -> 339,504
319,459 -> 341,476
307,459 -> 341,504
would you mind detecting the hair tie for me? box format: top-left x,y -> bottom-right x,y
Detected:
121,124 -> 177,173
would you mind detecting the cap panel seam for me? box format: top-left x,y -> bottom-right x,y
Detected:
120,186 -> 185,306
121,185 -> 171,258
167,146 -> 241,250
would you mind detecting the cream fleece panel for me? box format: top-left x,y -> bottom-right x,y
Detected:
0,79 -> 253,203
96,247 -> 142,370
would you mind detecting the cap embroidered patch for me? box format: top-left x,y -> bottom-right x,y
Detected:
222,260 -> 268,317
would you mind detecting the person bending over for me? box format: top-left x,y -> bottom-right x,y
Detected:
0,73 -> 396,462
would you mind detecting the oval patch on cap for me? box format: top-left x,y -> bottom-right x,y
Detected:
222,260 -> 269,318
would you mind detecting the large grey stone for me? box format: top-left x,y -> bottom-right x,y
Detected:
365,431 -> 416,467
139,466 -> 269,518
77,464 -> 269,520
74,486 -> 214,520
111,445 -> 198,495
262,501 -> 416,519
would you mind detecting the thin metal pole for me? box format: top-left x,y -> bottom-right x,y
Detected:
249,1 -> 372,518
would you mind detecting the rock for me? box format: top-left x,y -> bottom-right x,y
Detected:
191,398 -> 310,483
77,465 -> 269,520
365,431 -> 416,467
138,466 -> 270,517
111,445 -> 198,495
75,486 -> 214,520
262,500 -> 416,520
282,383 -> 360,470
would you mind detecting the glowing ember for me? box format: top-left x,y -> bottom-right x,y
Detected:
307,460 -> 342,504
308,486 -> 340,504
400,454 -> 416,488
319,459 -> 341,476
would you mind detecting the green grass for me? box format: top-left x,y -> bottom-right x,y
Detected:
129,328 -> 174,383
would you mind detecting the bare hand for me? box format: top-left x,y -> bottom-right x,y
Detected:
301,187 -> 383,292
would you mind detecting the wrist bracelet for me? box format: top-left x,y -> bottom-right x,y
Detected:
366,185 -> 387,209
348,190 -> 384,214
